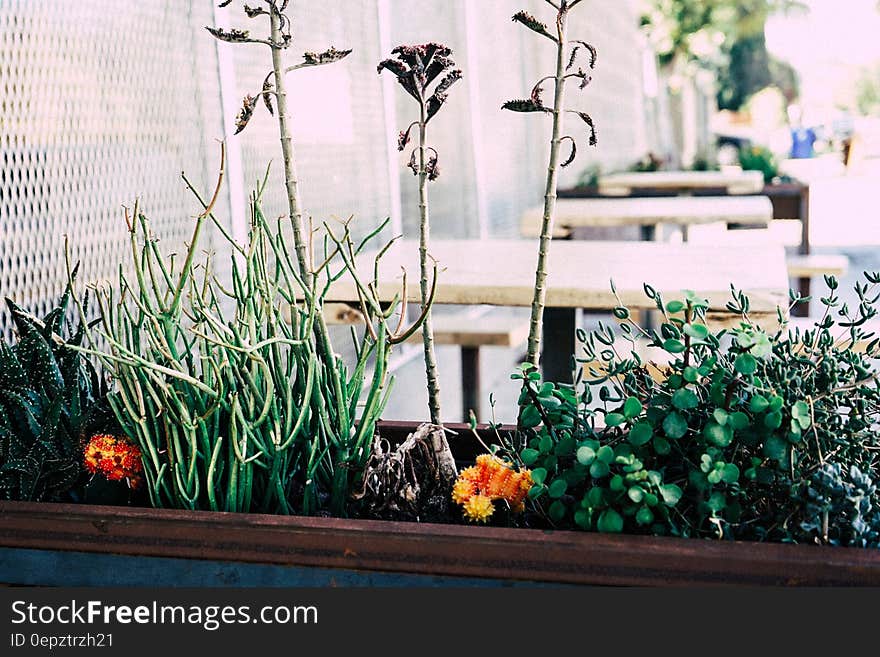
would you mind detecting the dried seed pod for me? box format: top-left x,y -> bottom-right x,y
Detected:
303,47 -> 353,66
205,26 -> 252,43
235,94 -> 258,134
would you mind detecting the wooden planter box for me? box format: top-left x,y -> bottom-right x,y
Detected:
2,420 -> 879,587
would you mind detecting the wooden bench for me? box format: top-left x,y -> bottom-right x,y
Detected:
324,304 -> 529,422
598,170 -> 765,196
520,196 -> 773,240
785,254 -> 849,280
581,338 -> 671,383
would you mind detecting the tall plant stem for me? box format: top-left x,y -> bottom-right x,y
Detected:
269,10 -> 310,284
268,10 -> 348,435
418,102 -> 442,425
526,12 -> 569,367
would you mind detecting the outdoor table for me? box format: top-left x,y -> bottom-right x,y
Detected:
520,196 -> 774,241
325,239 -> 789,383
598,170 -> 765,196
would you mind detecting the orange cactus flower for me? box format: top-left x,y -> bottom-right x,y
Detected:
84,434 -> 144,489
452,453 -> 532,522
463,494 -> 494,523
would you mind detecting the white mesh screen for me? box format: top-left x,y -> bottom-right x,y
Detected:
0,0 -> 228,336
1,0 -> 649,337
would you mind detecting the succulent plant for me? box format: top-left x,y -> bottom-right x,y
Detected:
0,276 -> 111,501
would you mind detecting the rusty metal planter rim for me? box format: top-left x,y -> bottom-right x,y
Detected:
2,420 -> 880,586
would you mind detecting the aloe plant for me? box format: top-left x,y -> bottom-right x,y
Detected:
504,0 -> 598,368
0,276 -> 110,501
379,43 -> 461,426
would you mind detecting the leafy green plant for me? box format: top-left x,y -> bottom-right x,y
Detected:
507,275 -> 880,545
800,463 -> 880,548
0,277 -> 111,501
503,0 -> 598,368
631,152 -> 666,173
738,144 -> 778,183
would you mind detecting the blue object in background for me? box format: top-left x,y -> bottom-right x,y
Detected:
790,127 -> 817,159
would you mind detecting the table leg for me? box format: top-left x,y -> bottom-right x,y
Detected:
542,308 -> 577,384
639,224 -> 658,331
793,186 -> 811,317
460,346 -> 480,423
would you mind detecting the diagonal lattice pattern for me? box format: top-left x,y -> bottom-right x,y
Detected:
0,0 -> 227,337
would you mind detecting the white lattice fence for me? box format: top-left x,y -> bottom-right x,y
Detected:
0,0 -> 651,339
0,0 -> 227,337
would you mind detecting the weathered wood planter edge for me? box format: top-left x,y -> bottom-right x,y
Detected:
3,498 -> 880,587
2,420 -> 880,587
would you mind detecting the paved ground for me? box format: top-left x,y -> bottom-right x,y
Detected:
382,156 -> 880,425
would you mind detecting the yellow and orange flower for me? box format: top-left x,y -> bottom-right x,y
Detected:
84,434 -> 144,489
452,453 -> 532,522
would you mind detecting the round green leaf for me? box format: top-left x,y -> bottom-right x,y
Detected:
672,388 -> 699,410
520,405 -> 542,428
520,448 -> 539,466
627,485 -> 645,503
624,396 -> 643,419
749,394 -> 769,413
763,435 -> 788,462
596,445 -> 615,463
683,366 -> 699,383
587,487 -> 605,507
531,467 -> 548,485
659,483 -> 683,505
628,421 -> 654,446
548,478 -> 568,498
609,474 -> 625,492
666,300 -> 686,314
549,500 -> 566,523
663,411 -> 689,439
734,353 -> 757,375
764,411 -> 783,430
653,435 -> 671,455
539,434 -> 553,454
704,422 -> 733,447
576,446 -> 596,466
636,506 -> 654,526
590,460 -> 610,479
684,323 -> 709,340
574,509 -> 591,529
597,509 -> 624,533
664,339 -> 686,354
707,491 -> 726,513
713,408 -> 728,425
721,463 -> 740,484
528,484 -> 545,499
605,412 -> 626,427
729,411 -> 750,431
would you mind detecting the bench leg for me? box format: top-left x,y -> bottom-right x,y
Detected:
639,224 -> 658,331
461,346 -> 481,423
541,308 -> 576,384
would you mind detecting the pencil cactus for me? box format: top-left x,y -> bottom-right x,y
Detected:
504,0 -> 598,371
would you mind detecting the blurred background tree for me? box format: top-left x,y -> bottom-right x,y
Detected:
641,0 -> 808,111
